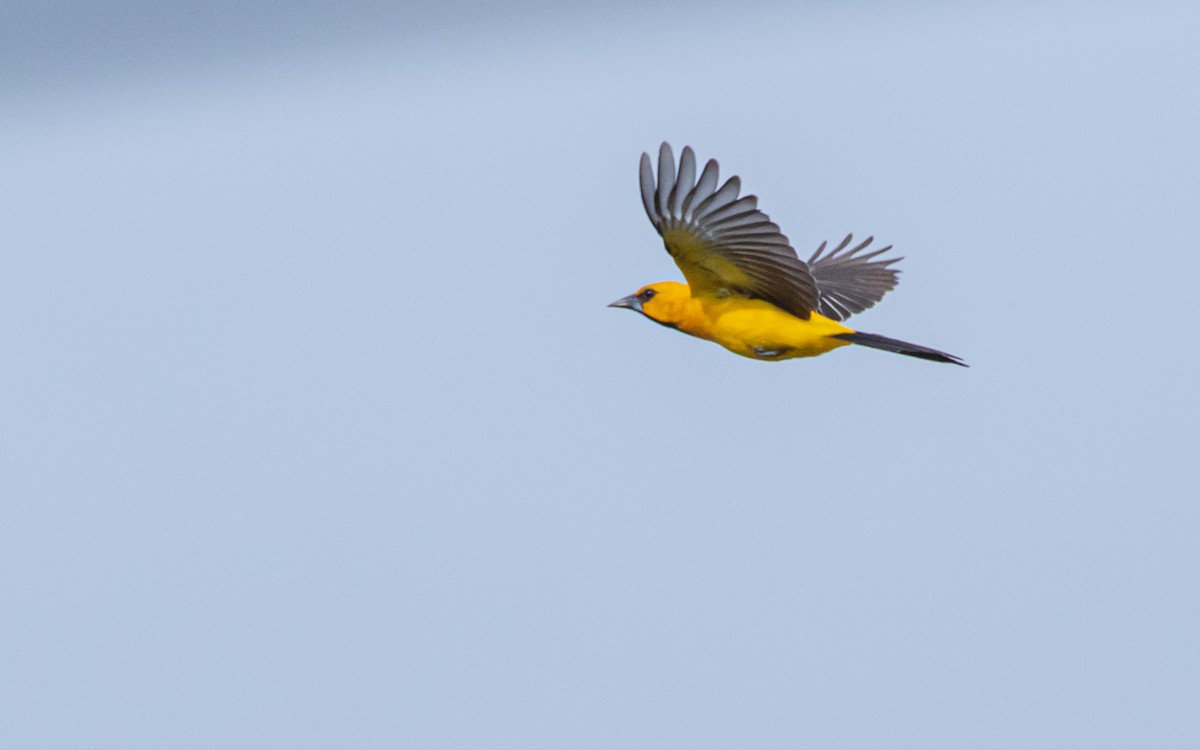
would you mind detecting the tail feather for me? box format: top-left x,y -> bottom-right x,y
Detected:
834,331 -> 967,366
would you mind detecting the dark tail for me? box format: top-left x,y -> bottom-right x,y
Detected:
834,331 -> 968,367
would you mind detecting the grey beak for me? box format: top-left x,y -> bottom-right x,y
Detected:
607,294 -> 642,312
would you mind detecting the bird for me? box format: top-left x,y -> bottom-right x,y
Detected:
609,143 -> 966,366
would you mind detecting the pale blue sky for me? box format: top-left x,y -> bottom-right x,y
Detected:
2,1 -> 1198,747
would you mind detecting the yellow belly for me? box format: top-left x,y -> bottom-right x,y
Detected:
701,298 -> 854,360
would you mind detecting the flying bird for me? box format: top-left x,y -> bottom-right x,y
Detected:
609,143 -> 966,366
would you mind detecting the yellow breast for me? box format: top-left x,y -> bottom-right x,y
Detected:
698,298 -> 854,360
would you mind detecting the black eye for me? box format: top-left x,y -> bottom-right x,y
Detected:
637,288 -> 657,303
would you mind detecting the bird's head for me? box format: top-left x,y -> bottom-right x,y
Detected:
607,281 -> 693,329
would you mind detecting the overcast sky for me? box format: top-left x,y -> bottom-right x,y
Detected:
3,1 -> 1199,747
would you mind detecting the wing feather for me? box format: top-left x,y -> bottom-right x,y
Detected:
655,146 -> 675,220
668,146 -> 695,218
640,143 -> 818,319
711,228 -> 789,243
703,199 -> 760,227
806,233 -> 902,321
639,153 -> 657,225
692,176 -> 742,219
682,159 -> 720,220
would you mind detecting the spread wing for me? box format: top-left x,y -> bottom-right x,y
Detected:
639,143 -> 819,320
807,234 -> 902,322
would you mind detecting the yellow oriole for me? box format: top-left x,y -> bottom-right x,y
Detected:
610,143 -> 966,366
